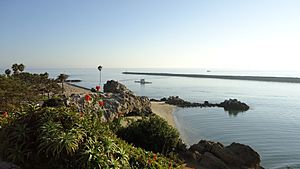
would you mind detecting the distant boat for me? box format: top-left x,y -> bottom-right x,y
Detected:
207,70 -> 211,72
134,79 -> 152,84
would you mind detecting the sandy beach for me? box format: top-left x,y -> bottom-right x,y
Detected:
150,102 -> 177,127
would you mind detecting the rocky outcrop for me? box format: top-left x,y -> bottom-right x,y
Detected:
220,99 -> 249,112
165,96 -> 215,107
163,96 -> 249,112
102,80 -> 152,120
186,140 -> 263,169
68,80 -> 152,121
104,80 -> 134,94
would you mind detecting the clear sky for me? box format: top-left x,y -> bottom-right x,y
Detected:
1,0 -> 300,70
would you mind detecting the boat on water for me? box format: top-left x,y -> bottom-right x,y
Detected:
134,79 -> 152,84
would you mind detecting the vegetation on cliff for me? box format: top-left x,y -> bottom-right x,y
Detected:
0,64 -> 182,168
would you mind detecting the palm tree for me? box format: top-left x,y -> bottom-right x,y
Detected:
18,64 -> 25,72
5,69 -> 11,76
57,74 -> 69,92
12,63 -> 19,74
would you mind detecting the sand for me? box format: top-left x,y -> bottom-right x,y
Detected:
150,102 -> 177,127
62,84 -> 178,127
61,83 -> 92,96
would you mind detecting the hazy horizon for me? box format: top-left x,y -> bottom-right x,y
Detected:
1,0 -> 300,70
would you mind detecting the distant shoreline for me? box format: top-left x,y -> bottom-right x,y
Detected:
123,71 -> 300,83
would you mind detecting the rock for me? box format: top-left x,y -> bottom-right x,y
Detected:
187,140 -> 263,169
219,99 -> 250,112
150,98 -> 160,102
69,80 -> 152,121
165,96 -> 195,107
163,97 -> 250,113
225,143 -> 261,169
104,80 -> 133,94
160,97 -> 167,101
200,152 -> 230,169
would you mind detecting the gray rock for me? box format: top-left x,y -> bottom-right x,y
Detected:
69,80 -> 152,121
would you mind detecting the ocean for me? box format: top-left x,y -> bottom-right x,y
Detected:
3,68 -> 300,169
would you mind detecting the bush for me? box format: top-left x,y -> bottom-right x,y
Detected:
117,115 -> 181,155
0,107 -> 180,169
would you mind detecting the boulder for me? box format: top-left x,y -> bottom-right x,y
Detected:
187,140 -> 263,169
219,99 -> 250,112
225,143 -> 261,169
69,80 -> 152,121
104,80 -> 133,94
200,152 -> 230,169
165,96 -> 196,107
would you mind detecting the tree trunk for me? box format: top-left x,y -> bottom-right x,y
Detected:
62,82 -> 64,93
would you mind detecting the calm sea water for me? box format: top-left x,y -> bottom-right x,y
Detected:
2,68 -> 300,169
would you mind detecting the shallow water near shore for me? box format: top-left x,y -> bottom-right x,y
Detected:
16,68 -> 300,169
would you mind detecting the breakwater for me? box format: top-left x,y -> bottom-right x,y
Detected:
123,71 -> 300,83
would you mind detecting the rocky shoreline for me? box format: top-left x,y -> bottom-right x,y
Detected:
43,80 -> 263,169
101,81 -> 263,168
151,96 -> 250,113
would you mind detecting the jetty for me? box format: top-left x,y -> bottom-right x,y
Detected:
123,71 -> 300,84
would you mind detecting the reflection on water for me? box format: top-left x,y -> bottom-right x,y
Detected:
226,110 -> 246,117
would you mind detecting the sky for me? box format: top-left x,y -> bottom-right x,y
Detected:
0,0 -> 300,70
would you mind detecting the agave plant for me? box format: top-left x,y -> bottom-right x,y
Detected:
0,102 -> 182,169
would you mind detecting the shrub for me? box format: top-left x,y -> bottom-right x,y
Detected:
0,107 -> 180,169
117,115 -> 181,155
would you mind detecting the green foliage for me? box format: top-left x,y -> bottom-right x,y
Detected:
11,63 -> 19,74
18,64 -> 25,72
0,66 -> 61,111
0,75 -> 38,111
117,115 -> 181,155
5,69 -> 11,76
0,107 -> 180,169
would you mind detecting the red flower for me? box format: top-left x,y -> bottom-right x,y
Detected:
3,112 -> 8,118
85,94 -> 91,102
153,153 -> 157,161
96,86 -> 101,91
98,101 -> 104,107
